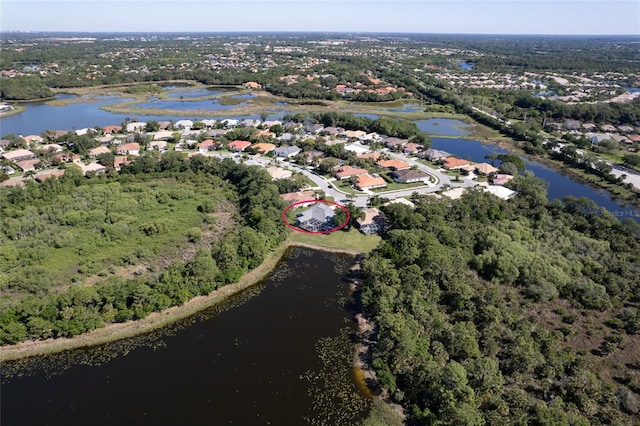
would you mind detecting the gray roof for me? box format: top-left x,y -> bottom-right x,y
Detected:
274,145 -> 302,156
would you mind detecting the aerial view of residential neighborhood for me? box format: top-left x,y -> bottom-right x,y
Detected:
1,13 -> 640,426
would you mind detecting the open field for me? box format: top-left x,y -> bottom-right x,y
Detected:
289,228 -> 381,253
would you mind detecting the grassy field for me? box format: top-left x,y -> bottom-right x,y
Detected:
289,228 -> 381,253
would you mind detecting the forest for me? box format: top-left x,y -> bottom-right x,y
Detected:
0,153 -> 289,343
360,175 -> 640,424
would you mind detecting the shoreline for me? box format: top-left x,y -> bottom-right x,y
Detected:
0,240 -> 360,362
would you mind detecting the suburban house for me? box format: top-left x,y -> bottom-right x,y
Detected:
89,146 -> 112,157
35,169 -> 65,182
356,208 -> 387,235
116,143 -> 140,156
251,143 -> 276,154
384,137 -> 409,149
280,190 -> 316,206
23,135 -> 44,145
77,162 -> 106,175
227,140 -> 252,152
354,173 -> 387,190
198,139 -> 216,153
304,150 -> 325,163
376,159 -> 412,171
103,125 -> 122,134
126,122 -> 146,133
442,157 -> 471,170
175,120 -> 193,130
403,143 -> 423,155
423,148 -> 452,161
391,169 -> 431,184
358,151 -> 382,161
266,166 -> 292,180
295,204 -> 336,232
15,159 -> 41,172
492,173 -> 515,186
113,156 -> 132,171
341,130 -> 367,140
334,165 -> 368,180
149,141 -> 169,152
474,163 -> 500,175
207,129 -> 227,138
274,145 -> 302,158
2,149 -> 36,162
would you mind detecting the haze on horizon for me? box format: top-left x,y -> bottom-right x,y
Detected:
1,0 -> 639,36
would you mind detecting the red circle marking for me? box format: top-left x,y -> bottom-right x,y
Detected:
282,199 -> 351,234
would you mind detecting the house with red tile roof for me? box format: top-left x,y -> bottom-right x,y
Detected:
113,156 -> 132,171
252,143 -> 276,154
354,173 -> 387,190
198,139 -> 216,153
103,125 -> 122,134
227,140 -> 252,152
376,159 -> 412,171
116,143 -> 140,156
35,169 -> 65,182
442,157 -> 471,170
334,165 -> 368,180
358,152 -> 381,161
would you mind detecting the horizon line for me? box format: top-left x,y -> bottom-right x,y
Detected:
2,30 -> 640,37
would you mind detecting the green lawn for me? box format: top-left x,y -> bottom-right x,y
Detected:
289,228 -> 382,253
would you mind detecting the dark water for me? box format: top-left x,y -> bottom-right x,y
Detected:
0,248 -> 370,426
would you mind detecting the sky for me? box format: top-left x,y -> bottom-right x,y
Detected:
1,0 -> 639,35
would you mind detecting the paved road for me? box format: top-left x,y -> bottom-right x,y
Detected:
205,151 -> 477,206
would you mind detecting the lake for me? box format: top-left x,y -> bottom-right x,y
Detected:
0,98 -> 635,220
0,247 -> 371,426
431,137 -> 635,217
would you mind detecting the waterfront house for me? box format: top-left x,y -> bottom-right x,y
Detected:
356,208 -> 387,235
474,163 -> 500,175
126,122 -> 146,133
442,157 -> 471,170
295,204 -> 336,232
423,148 -> 451,162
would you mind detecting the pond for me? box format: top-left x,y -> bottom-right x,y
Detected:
415,118 -> 471,137
0,247 -> 371,426
165,87 -> 230,99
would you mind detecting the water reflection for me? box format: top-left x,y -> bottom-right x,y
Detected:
1,248 -> 370,426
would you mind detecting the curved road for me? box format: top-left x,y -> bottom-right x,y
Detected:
207,150 -> 476,207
